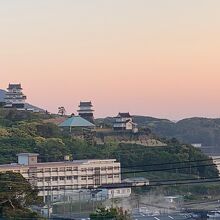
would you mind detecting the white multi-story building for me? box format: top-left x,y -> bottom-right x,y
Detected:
113,112 -> 138,132
4,83 -> 27,109
0,153 -> 121,201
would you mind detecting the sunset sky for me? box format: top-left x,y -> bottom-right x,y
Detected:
1,0 -> 220,120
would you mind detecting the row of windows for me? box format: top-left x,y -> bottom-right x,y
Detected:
39,184 -> 99,190
37,174 -> 120,182
37,166 -> 120,173
11,166 -> 120,174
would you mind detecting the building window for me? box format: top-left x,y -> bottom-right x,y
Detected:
52,168 -> 58,172
73,167 -> 78,171
81,176 -> 87,180
114,167 -> 120,170
67,176 -> 72,180
52,177 -> 58,181
73,176 -> 78,180
114,174 -> 119,178
101,167 -> 106,171
101,175 -> 107,179
88,168 -> 93,172
60,186 -> 65,190
66,167 -> 72,171
59,176 -> 65,181
45,177 -> 51,182
59,167 -> 65,172
38,178 -> 43,182
107,167 -> 113,171
45,168 -> 51,172
88,176 -> 93,180
37,169 -> 43,173
108,175 -> 113,178
14,170 -> 20,173
81,168 -> 87,172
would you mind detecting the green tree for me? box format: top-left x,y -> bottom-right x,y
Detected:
58,106 -> 66,116
90,207 -> 131,220
0,172 -> 42,219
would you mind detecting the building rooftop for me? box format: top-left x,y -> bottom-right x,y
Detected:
79,101 -> 93,107
122,177 -> 149,182
117,112 -> 132,118
16,153 -> 39,157
7,83 -> 22,90
100,183 -> 132,189
0,159 -> 118,169
59,116 -> 95,128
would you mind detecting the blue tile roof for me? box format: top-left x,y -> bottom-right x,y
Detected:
59,116 -> 95,128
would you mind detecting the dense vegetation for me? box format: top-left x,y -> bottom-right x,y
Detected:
0,109 -> 218,180
90,207 -> 131,220
0,172 -> 42,219
97,116 -> 220,146
0,108 -> 219,217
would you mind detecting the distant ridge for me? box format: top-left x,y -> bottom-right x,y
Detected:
0,89 -> 6,102
0,89 -> 45,112
96,115 -> 220,147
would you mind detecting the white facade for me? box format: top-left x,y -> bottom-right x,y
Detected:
4,84 -> 26,108
0,154 -> 121,200
113,113 -> 138,131
77,101 -> 94,114
108,188 -> 131,199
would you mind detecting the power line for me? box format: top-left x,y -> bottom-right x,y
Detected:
121,157 -> 220,169
0,162 -> 219,186
2,177 -> 220,192
0,157 -> 219,176
0,162 -> 218,180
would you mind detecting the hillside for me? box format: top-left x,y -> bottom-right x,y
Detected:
0,89 -> 6,102
96,116 -> 220,146
0,108 -> 218,179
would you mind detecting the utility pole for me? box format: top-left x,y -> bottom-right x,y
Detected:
47,181 -> 51,219
70,197 -> 73,218
79,190 -> 82,214
63,186 -> 66,216
111,190 -> 114,208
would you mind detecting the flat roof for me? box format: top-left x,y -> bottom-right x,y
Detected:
17,153 -> 39,156
0,159 -> 119,169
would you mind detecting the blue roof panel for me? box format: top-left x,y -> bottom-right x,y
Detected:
59,116 -> 95,127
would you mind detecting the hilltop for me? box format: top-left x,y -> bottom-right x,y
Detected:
96,116 -> 220,147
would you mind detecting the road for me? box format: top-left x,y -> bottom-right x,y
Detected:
132,213 -> 193,220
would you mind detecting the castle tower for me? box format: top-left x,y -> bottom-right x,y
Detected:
77,101 -> 94,123
4,83 -> 27,109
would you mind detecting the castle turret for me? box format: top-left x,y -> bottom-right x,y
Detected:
77,101 -> 94,123
4,83 -> 26,109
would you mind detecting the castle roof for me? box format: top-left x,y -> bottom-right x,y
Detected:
117,112 -> 131,118
79,101 -> 93,107
7,83 -> 22,90
59,116 -> 95,128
